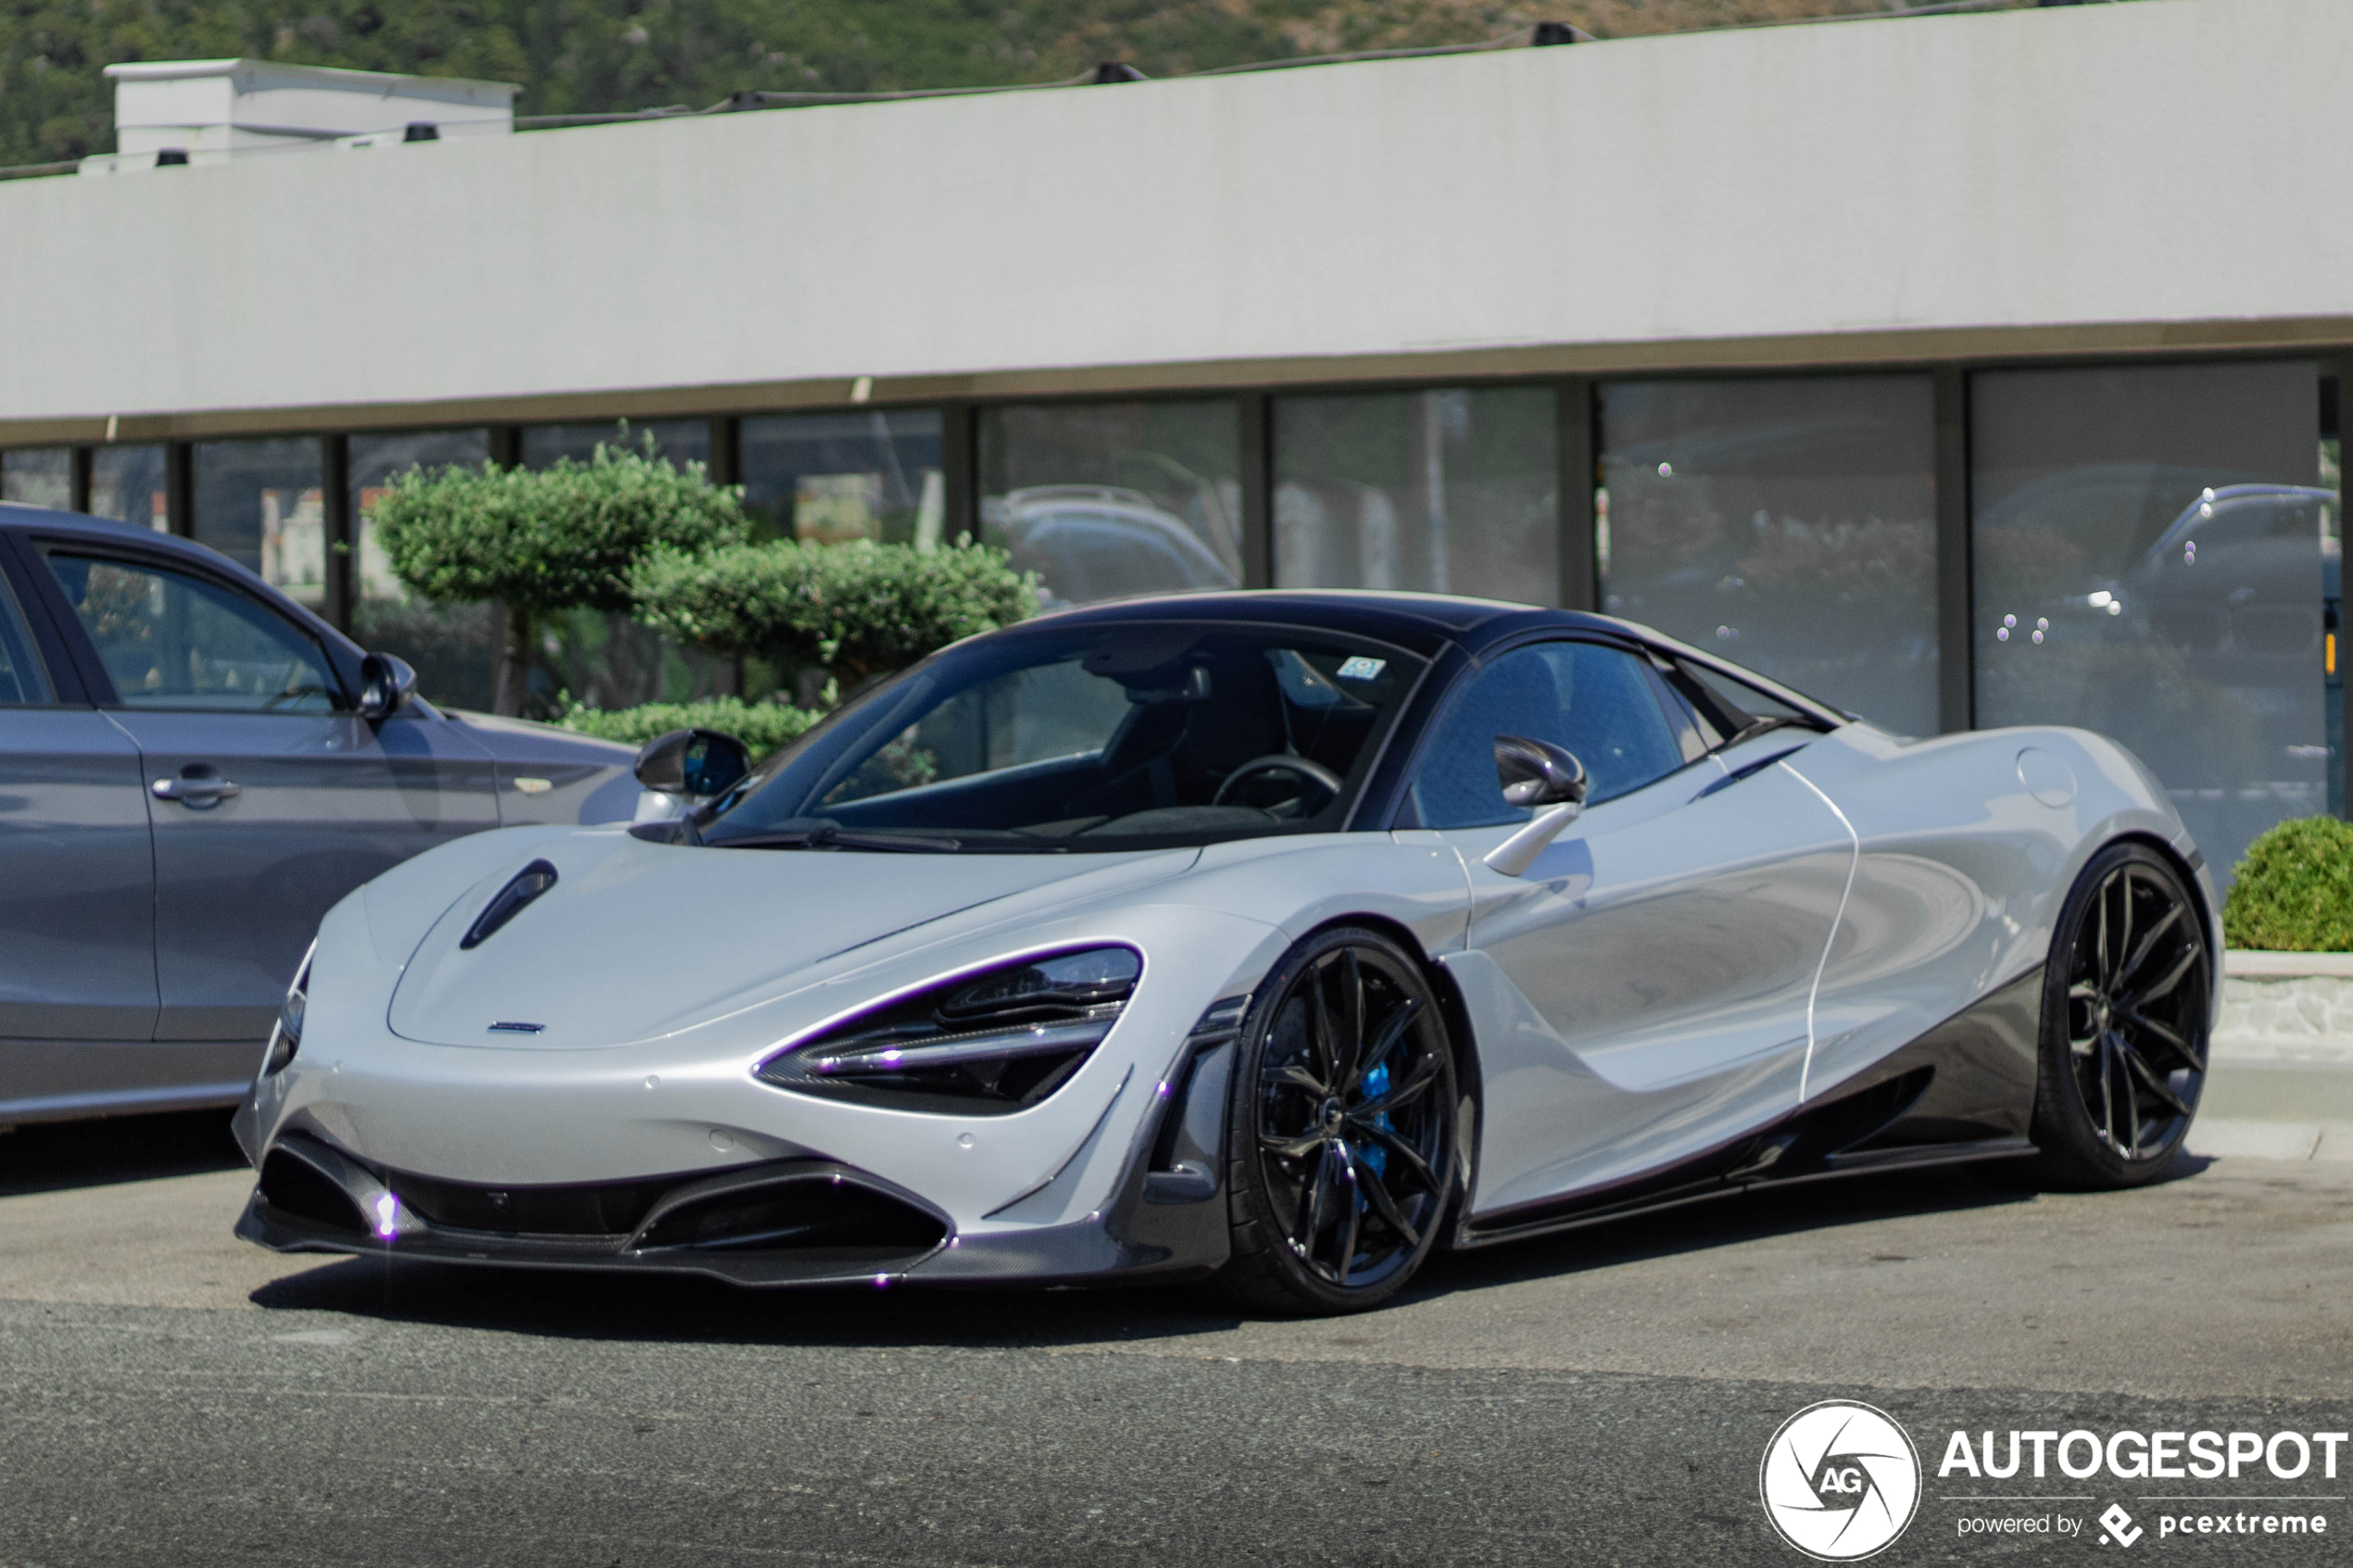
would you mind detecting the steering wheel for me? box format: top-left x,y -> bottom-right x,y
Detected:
1212,754 -> 1346,813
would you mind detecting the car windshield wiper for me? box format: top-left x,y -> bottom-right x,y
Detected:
710,819 -> 962,853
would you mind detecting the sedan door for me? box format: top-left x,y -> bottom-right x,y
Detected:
37,545 -> 499,1044
0,546 -> 173,1115
1411,639 -> 1855,1219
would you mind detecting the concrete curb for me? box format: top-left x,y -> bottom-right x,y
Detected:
2186,1119 -> 2353,1162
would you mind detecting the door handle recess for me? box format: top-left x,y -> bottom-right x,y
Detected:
153,776 -> 242,804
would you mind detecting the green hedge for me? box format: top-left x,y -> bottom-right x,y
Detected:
560,696 -> 822,759
631,537 -> 1035,694
2222,816 -> 2353,952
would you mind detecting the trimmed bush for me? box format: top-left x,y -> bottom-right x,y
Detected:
632,537 -> 1036,696
560,696 -> 822,759
371,438 -> 753,713
2222,816 -> 2353,952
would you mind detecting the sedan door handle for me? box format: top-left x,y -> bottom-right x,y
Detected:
153,776 -> 242,804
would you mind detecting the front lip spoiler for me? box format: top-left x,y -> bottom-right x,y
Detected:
236,1133 -> 953,1287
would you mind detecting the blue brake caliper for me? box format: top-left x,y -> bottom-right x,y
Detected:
1357,1061 -> 1391,1189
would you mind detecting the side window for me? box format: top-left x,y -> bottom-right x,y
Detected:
1665,657 -> 1818,750
1410,642 -> 1686,829
44,552 -> 341,713
0,571 -> 54,706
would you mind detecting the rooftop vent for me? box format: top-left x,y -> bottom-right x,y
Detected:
82,58 -> 518,175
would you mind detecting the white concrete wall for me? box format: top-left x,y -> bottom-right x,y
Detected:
3,0 -> 2346,428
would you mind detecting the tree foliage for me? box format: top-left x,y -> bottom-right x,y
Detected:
2223,816 -> 2353,953
371,438 -> 749,618
632,537 -> 1036,693
560,693 -> 820,755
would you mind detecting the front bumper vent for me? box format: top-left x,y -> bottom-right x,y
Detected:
241,1136 -> 951,1286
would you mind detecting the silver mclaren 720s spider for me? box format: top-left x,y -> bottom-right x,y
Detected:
233,591 -> 2218,1314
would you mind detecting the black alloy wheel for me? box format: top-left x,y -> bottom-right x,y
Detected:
1217,927 -> 1458,1314
2032,842 -> 2211,1187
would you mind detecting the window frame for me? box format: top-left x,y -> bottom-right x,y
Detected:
30,540 -> 353,714
0,533 -> 83,707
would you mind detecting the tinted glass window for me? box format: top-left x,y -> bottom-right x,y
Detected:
979,401 -> 1243,608
1971,360 -> 2326,883
2,447 -> 71,509
352,429 -> 497,711
741,410 -> 944,546
1599,374 -> 1938,737
1412,642 -> 1684,829
0,573 -> 52,705
1274,386 -> 1559,605
1667,658 -> 1818,749
193,437 -> 326,608
45,553 -> 340,713
708,621 -> 1421,852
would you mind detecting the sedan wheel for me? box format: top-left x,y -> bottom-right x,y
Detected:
2032,843 -> 2210,1186
1217,927 -> 1457,1314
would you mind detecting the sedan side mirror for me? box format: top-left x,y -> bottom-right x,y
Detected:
1494,734 -> 1588,809
356,652 -> 419,721
634,727 -> 752,799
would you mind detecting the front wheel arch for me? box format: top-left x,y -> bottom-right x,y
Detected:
1284,913 -> 1483,1242
1213,922 -> 1466,1313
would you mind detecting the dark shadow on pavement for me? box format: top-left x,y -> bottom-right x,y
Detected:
245,1149 -> 2161,1349
0,1107 -> 245,1198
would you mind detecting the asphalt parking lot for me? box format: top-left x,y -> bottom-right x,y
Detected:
1,1112 -> 2348,1567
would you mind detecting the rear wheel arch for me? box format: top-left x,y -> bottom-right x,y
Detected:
2072,831 -> 2218,986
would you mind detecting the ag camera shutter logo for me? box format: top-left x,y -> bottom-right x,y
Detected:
1760,1400 -> 1922,1560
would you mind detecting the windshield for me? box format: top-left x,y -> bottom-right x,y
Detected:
703,620 -> 1425,852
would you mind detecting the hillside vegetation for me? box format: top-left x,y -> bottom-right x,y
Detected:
3,0 -> 2042,168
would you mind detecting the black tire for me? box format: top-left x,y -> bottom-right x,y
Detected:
2029,842 -> 2211,1189
1214,926 -> 1459,1315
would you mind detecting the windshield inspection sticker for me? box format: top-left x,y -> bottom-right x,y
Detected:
1335,657 -> 1386,682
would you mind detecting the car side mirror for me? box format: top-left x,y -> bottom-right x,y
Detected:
1495,734 -> 1588,809
634,727 -> 752,799
356,652 -> 419,721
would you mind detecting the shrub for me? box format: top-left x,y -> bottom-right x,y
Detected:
371,437 -> 753,713
2222,816 -> 2353,951
632,537 -> 1036,696
560,696 -> 823,759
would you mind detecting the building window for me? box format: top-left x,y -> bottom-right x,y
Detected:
521,420 -> 708,470
350,430 -> 497,711
1275,386 -> 1557,606
1972,360 -> 2328,881
90,445 -> 170,531
979,400 -> 1242,607
193,437 -> 326,605
1,448 -> 71,509
1598,375 -> 1938,738
740,411 -> 943,545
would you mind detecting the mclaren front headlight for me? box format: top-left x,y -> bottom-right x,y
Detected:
264,946 -> 313,1075
755,947 -> 1140,1115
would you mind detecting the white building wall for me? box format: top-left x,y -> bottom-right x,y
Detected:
1,0 -> 2345,431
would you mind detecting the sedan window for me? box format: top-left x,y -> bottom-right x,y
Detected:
44,552 -> 341,713
1409,642 -> 1686,829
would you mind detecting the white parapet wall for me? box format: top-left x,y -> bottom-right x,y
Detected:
6,0 -> 2353,433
